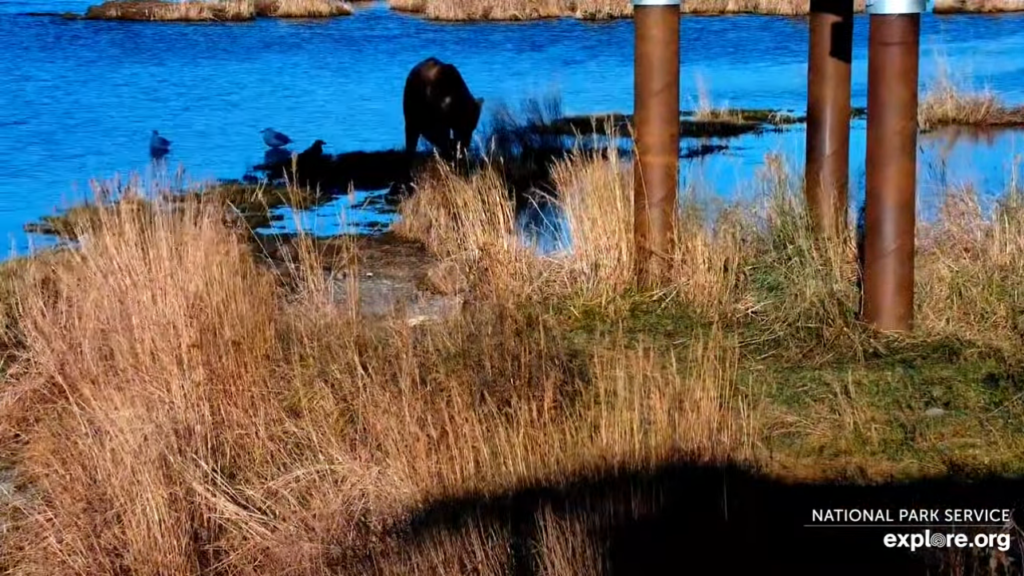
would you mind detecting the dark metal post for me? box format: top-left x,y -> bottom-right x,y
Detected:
805,0 -> 854,238
862,0 -> 926,332
633,0 -> 681,286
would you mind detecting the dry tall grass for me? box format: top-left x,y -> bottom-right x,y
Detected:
3,135 -> 1024,573
84,0 -> 353,20
397,136 -> 1024,348
934,0 -> 1024,13
388,0 -> 1022,20
85,0 -> 256,21
0,175 -> 748,574
919,64 -> 1024,131
255,0 -> 352,17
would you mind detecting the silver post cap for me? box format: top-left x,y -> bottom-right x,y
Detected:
865,0 -> 928,14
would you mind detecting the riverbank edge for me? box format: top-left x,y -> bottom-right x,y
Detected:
385,0 -> 1024,23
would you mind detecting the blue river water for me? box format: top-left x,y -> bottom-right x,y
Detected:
1,1 -> 1023,256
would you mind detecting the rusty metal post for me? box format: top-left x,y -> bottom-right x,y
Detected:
862,0 -> 926,332
633,0 -> 680,287
805,0 -> 853,238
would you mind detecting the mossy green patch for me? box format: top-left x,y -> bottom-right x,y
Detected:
545,291 -> 1024,479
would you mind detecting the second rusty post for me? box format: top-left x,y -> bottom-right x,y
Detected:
633,0 -> 681,286
862,0 -> 926,332
805,0 -> 854,238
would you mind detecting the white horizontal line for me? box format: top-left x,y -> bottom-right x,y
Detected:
804,524 -> 1005,528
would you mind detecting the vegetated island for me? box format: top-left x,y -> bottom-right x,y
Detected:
387,0 -> 1024,21
81,0 -> 358,21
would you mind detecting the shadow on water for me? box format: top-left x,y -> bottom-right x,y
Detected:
371,460 -> 1024,576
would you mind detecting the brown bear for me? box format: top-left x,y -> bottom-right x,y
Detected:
403,57 -> 484,163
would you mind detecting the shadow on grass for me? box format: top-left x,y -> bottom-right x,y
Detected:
378,460 -> 1024,575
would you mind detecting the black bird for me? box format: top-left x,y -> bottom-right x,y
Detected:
298,139 -> 326,162
291,139 -> 328,188
149,129 -> 171,159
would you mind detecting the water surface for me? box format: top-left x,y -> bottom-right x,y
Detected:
1,1 -> 1023,255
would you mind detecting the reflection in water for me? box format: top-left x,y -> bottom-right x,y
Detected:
517,199 -> 571,256
918,126 -> 1023,221
267,188 -> 398,237
263,147 -> 293,166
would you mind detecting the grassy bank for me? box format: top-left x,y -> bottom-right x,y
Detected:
3,134 -> 1024,573
388,0 -> 1024,21
920,68 -> 1024,131
83,0 -> 353,21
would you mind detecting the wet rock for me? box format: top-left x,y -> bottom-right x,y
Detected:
0,466 -> 27,538
331,273 -> 463,325
422,261 -> 469,296
256,231 -> 463,325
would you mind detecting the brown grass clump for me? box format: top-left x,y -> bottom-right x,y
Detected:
397,144 -> 856,340
681,0 -> 860,15
255,0 -> 352,17
85,0 -> 256,21
393,0 -> 563,20
934,0 -> 1024,13
84,0 -> 354,20
915,177 -> 1024,344
918,65 -> 1024,131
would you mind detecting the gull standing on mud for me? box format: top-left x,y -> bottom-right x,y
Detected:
261,128 -> 293,149
149,130 -> 171,159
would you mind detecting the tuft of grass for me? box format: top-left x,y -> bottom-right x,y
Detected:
918,64 -> 1024,131
85,0 -> 257,21
255,0 -> 352,17
933,0 -> 1024,13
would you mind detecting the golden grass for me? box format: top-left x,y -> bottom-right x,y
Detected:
85,0 -> 256,21
934,0 -> 1024,13
0,179 -> 748,574
918,65 -> 1024,131
255,0 -> 353,17
85,0 -> 353,20
388,0 -> 1023,20
3,138 -> 1024,573
396,126 -> 1024,349
163,0 -> 254,20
